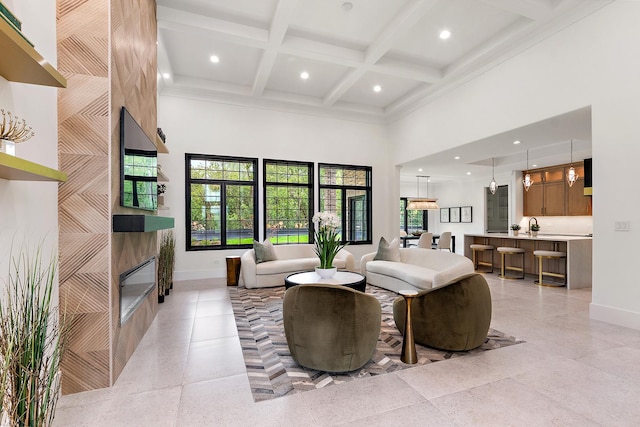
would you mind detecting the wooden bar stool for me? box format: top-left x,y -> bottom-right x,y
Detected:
533,250 -> 567,287
497,247 -> 525,279
470,244 -> 494,273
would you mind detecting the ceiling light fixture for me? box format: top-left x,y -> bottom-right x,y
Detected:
439,29 -> 451,40
373,85 -> 382,93
566,139 -> 579,187
162,73 -> 170,79
454,156 -> 460,160
513,140 -> 521,145
210,55 -> 220,63
407,175 -> 439,210
523,149 -> 534,192
300,71 -> 309,80
489,157 -> 497,195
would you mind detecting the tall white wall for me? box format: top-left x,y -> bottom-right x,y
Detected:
0,0 -> 59,280
157,96 -> 392,279
389,1 -> 639,329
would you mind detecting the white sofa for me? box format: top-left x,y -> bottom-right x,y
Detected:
241,244 -> 355,289
360,248 -> 474,293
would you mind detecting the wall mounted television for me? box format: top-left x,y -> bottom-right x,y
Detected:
120,106 -> 158,211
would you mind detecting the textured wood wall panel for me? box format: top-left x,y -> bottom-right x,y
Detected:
57,0 -> 158,393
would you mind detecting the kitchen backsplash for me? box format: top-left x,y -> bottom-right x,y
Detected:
519,216 -> 593,236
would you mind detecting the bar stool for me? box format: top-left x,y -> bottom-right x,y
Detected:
497,247 -> 525,279
470,244 -> 494,273
533,250 -> 567,287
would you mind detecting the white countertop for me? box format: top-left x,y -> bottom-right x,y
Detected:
465,233 -> 592,242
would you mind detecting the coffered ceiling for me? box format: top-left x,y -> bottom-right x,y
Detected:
156,0 -> 608,122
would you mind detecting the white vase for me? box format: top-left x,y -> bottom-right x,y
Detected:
315,266 -> 337,279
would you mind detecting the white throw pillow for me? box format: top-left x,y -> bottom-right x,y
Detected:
373,237 -> 401,262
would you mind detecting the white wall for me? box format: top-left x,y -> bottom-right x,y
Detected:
0,0 -> 59,281
157,96 -> 392,279
389,1 -> 639,329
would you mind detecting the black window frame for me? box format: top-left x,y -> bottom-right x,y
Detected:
185,153 -> 258,251
318,163 -> 372,245
263,159 -> 314,245
400,197 -> 429,234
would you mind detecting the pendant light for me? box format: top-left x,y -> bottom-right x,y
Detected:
523,150 -> 533,192
407,175 -> 439,210
566,139 -> 579,187
489,157 -> 497,195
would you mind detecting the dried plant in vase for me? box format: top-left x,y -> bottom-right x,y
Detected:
0,244 -> 68,427
158,231 -> 176,300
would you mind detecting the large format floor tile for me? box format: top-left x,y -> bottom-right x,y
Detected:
55,273 -> 639,426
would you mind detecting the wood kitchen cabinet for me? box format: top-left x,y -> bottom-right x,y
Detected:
523,162 -> 591,216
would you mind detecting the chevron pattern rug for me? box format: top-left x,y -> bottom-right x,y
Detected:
230,285 -> 523,402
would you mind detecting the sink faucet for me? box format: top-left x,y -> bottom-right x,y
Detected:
528,217 -> 538,233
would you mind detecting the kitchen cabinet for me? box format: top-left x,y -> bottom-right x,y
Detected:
523,162 -> 591,216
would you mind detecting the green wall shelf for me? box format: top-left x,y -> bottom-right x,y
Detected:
112,214 -> 175,232
0,153 -> 67,181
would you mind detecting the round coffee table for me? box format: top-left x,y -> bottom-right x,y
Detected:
285,271 -> 366,292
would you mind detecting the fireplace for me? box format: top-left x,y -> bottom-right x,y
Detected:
119,257 -> 156,325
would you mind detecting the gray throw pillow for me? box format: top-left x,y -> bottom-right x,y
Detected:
373,237 -> 401,262
254,239 -> 278,264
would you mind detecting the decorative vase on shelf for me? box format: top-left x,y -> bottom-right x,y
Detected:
512,230 -> 518,236
531,231 -> 538,237
315,266 -> 337,279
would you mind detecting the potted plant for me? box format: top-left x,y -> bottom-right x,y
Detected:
510,224 -> 521,236
157,183 -> 166,207
0,245 -> 68,426
530,223 -> 540,237
312,211 -> 348,278
158,231 -> 176,302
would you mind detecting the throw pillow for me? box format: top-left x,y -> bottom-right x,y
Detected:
373,237 -> 401,262
254,239 -> 278,264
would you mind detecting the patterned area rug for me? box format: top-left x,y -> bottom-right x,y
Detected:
230,285 -> 523,402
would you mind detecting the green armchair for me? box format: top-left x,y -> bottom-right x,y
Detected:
393,273 -> 492,351
283,284 -> 381,372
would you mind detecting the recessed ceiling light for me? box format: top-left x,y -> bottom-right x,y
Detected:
532,164 -> 538,168
162,73 -> 170,79
513,140 -> 521,145
373,85 -> 382,92
342,2 -> 353,11
418,168 -> 423,172
210,55 -> 220,63
454,156 -> 460,160
300,71 -> 309,80
439,29 -> 451,40
466,172 -> 471,175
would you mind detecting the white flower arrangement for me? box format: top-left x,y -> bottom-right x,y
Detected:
312,211 -> 347,269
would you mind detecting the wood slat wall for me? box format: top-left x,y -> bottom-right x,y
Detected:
57,0 -> 158,394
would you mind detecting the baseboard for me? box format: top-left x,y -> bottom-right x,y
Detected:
174,268 -> 225,281
590,303 -> 640,331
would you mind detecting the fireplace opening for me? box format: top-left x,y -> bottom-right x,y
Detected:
119,257 -> 156,325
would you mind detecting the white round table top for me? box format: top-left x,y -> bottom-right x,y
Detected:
286,271 -> 365,285
399,290 -> 419,297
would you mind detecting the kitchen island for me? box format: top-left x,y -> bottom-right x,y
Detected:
464,233 -> 592,289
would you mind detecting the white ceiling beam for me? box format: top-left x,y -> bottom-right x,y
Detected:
252,0 -> 298,96
281,36 -> 364,68
477,0 -> 554,20
323,0 -> 440,106
157,6 -> 268,48
371,60 -> 441,83
157,31 -> 174,86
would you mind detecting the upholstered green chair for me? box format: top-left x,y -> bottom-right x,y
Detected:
283,284 -> 381,372
393,273 -> 492,351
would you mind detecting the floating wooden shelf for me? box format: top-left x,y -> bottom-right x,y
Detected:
0,17 -> 66,87
0,152 -> 67,181
155,135 -> 169,154
157,169 -> 169,182
112,214 -> 175,232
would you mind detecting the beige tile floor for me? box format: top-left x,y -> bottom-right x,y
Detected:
54,273 -> 640,426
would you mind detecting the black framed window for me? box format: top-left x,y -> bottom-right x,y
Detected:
263,159 -> 314,244
318,163 -> 372,244
400,198 -> 429,234
186,154 -> 258,250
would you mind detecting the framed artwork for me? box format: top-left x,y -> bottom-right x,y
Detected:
440,208 -> 450,223
461,206 -> 472,223
450,207 -> 461,223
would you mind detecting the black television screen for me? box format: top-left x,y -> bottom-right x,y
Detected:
120,106 -> 158,211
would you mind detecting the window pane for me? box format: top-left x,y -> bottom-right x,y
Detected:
190,183 -> 221,247
346,190 -> 367,242
226,184 -> 254,246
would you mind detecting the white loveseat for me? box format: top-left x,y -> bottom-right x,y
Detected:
360,248 -> 474,293
241,244 -> 355,289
